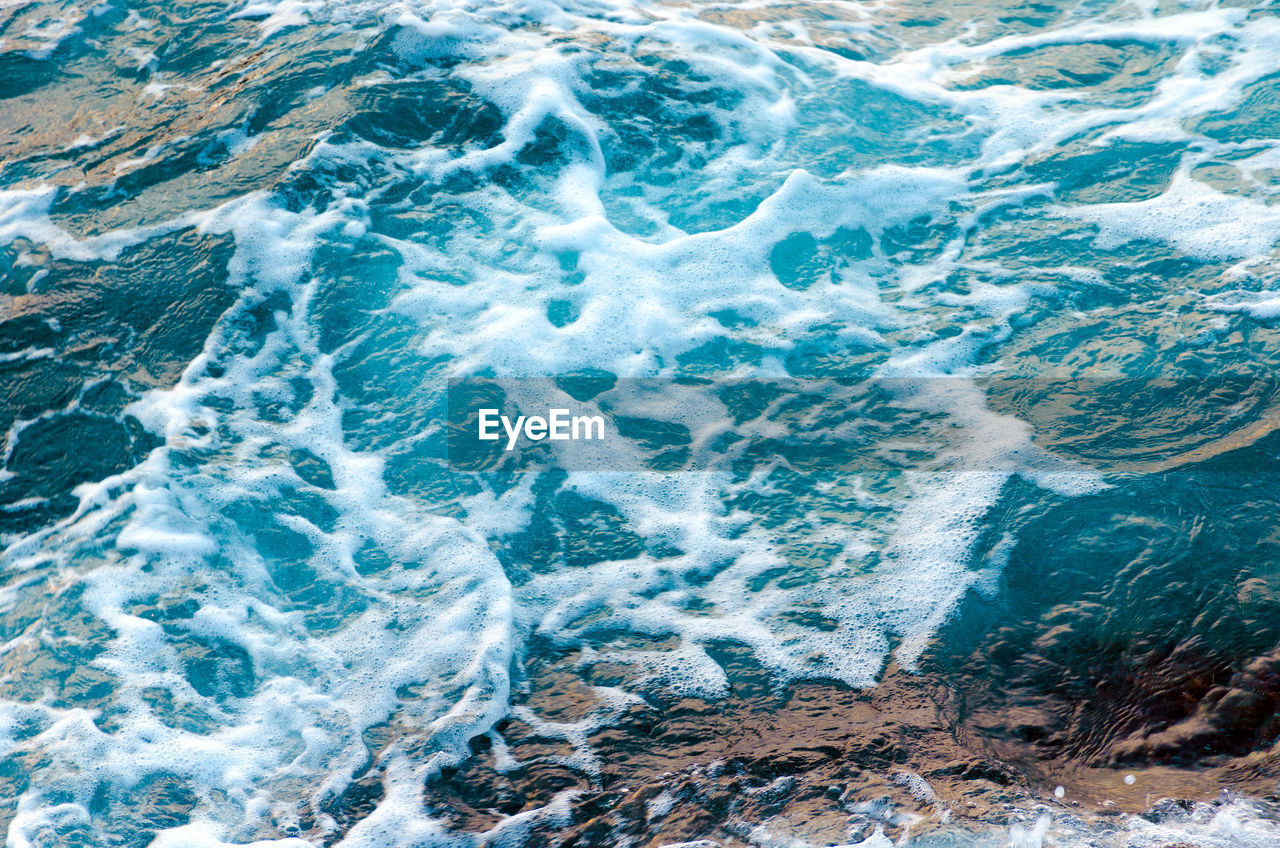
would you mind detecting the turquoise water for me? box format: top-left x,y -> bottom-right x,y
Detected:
3,0 -> 1280,844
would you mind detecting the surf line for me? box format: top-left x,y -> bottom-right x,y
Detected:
478,408 -> 606,451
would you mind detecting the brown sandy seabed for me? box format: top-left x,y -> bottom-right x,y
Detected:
396,397 -> 1280,847
374,627 -> 1280,848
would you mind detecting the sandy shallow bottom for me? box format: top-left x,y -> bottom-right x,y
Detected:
413,635 -> 1280,847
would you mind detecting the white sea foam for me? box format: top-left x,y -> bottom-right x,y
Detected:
1205,289 -> 1280,321
1067,170 -> 1280,261
1,193 -> 518,846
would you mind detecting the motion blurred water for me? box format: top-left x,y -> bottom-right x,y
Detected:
3,0 -> 1280,845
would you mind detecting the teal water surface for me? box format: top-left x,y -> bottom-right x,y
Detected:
3,0 -> 1280,845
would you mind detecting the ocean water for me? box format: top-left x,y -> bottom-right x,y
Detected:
3,0 -> 1280,845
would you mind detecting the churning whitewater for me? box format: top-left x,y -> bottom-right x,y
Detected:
3,0 -> 1280,845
